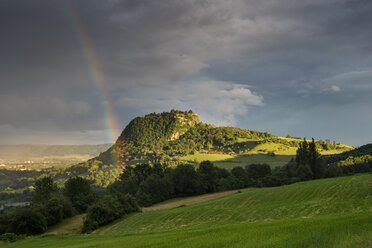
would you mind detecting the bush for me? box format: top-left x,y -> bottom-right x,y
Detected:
246,164 -> 271,180
0,214 -> 10,235
325,165 -> 343,178
0,232 -> 26,243
8,208 -> 47,235
296,164 -> 314,181
82,194 -> 139,233
231,166 -> 249,188
63,177 -> 95,213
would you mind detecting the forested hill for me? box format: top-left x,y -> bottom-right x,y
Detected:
323,143 -> 372,168
95,110 -> 352,167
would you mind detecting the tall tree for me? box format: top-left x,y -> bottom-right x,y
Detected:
295,138 -> 324,179
296,138 -> 309,168
33,176 -> 58,203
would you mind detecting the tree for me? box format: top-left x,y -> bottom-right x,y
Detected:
296,138 -> 309,168
296,164 -> 313,181
295,138 -> 324,179
172,164 -> 202,195
325,165 -> 343,178
33,177 -> 58,203
230,166 -> 248,188
308,138 -> 325,178
8,208 -> 47,235
198,161 -> 219,193
246,164 -> 271,180
63,177 -> 94,213
45,198 -> 63,226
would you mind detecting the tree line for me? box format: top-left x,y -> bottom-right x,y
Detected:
0,175 -> 139,241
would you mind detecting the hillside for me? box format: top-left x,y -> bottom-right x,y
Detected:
0,110 -> 356,194
96,110 -> 352,169
5,173 -> 372,247
61,110 -> 353,188
323,143 -> 372,165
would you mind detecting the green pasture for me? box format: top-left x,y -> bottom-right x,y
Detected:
4,173 -> 372,248
180,153 -> 294,169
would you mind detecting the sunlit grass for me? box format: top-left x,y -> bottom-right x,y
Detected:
4,174 -> 372,248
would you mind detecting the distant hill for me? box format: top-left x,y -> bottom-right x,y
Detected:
0,144 -> 112,162
322,143 -> 372,171
323,143 -> 372,164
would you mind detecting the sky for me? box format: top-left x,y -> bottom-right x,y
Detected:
1,0 -> 372,146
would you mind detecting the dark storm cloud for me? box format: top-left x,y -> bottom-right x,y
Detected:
0,0 -> 371,145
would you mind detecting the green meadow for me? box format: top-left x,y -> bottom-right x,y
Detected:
180,153 -> 295,169
178,141 -> 351,170
4,173 -> 372,248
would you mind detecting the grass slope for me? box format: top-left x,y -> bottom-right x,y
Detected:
4,174 -> 372,248
44,214 -> 85,235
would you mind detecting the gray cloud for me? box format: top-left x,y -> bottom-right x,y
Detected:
116,80 -> 263,126
0,0 -> 371,145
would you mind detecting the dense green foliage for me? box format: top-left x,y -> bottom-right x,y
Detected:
323,143 -> 372,174
324,143 -> 372,164
0,177 -> 88,237
63,177 -> 95,213
82,194 -> 139,233
296,138 -> 325,178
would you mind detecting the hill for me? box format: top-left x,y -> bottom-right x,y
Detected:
71,110 -> 353,186
4,173 -> 372,247
323,143 -> 372,164
96,110 -> 352,168
0,110 -> 356,194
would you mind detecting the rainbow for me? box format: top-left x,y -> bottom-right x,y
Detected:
61,1 -> 121,165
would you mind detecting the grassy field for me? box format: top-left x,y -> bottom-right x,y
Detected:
180,153 -> 294,169
178,141 -> 352,170
179,153 -> 234,163
4,173 -> 372,248
45,214 -> 85,235
142,188 -> 251,212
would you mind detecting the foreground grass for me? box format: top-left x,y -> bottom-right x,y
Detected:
4,213 -> 372,248
143,189 -> 250,212
97,174 -> 372,235
4,174 -> 372,248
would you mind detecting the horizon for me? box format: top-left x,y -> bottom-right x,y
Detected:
1,1 -> 372,146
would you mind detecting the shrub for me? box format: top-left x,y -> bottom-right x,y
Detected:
8,208 -> 47,235
63,177 -> 95,213
0,232 -> 26,243
296,164 -> 314,181
82,194 -> 139,233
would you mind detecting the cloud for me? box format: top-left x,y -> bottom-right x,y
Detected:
320,85 -> 341,93
1,0 -> 372,145
116,80 -> 263,126
324,70 -> 372,90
